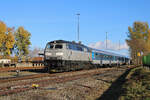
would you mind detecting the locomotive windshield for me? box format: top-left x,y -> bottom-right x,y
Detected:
46,43 -> 63,49
46,44 -> 54,49
55,45 -> 63,49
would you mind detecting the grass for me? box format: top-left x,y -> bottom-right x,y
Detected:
119,67 -> 150,100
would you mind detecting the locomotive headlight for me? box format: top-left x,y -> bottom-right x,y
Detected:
56,52 -> 63,56
45,52 -> 52,56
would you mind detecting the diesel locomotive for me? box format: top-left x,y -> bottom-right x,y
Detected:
44,40 -> 130,72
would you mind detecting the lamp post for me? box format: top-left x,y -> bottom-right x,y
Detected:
77,13 -> 80,42
119,40 -> 120,50
106,32 -> 108,49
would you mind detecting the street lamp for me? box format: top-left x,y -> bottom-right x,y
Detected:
106,32 -> 108,49
76,13 -> 80,42
119,40 -> 120,50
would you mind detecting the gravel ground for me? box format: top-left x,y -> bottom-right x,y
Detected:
0,68 -> 110,87
0,67 -> 128,100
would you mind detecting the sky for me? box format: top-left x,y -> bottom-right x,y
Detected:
0,0 -> 150,56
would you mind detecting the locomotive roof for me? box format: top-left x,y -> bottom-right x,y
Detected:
92,48 -> 128,58
48,40 -> 129,58
49,40 -> 70,44
48,40 -> 88,48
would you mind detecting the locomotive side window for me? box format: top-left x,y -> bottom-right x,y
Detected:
55,45 -> 63,49
68,43 -> 84,51
68,44 -> 74,50
77,46 -> 83,51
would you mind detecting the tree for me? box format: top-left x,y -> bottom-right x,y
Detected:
0,21 -> 7,56
14,26 -> 31,58
0,21 -> 15,57
28,47 -> 44,58
5,28 -> 15,55
126,22 -> 150,65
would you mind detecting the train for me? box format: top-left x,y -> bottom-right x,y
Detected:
142,53 -> 150,66
0,57 -> 44,68
44,40 -> 130,72
0,59 -> 11,66
0,59 -> 16,67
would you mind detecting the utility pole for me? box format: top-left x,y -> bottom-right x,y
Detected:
106,32 -> 108,49
119,40 -> 120,50
77,13 -> 80,42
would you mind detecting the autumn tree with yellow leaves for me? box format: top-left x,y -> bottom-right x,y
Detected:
0,21 -> 15,58
126,22 -> 150,65
0,21 -> 31,59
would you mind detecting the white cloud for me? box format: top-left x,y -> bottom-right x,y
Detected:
88,40 -> 129,56
88,40 -> 129,51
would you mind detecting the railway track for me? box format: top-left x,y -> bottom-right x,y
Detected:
0,66 -> 117,83
0,66 -> 45,72
0,65 -> 136,96
0,67 -> 120,96
0,73 -> 51,83
0,67 -> 113,84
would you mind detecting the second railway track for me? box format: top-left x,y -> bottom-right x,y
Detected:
0,65 -> 135,96
0,67 -> 119,96
0,66 -> 45,72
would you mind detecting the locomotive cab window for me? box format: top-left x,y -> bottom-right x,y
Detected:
55,45 -> 63,49
46,44 -> 54,49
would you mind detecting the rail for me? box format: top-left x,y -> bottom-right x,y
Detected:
0,66 -> 45,72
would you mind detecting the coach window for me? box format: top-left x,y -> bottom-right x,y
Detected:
113,56 -> 115,61
104,55 -> 106,60
110,56 -> 112,60
101,55 -> 104,60
109,56 -> 111,60
95,53 -> 98,56
115,56 -> 117,61
120,57 -> 122,61
107,56 -> 109,60
103,55 -> 106,60
105,56 -> 107,60
68,44 -> 73,50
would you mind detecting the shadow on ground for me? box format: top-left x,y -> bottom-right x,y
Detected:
96,68 -> 132,100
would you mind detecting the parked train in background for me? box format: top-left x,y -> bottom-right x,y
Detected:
0,59 -> 15,67
142,53 -> 150,66
44,40 -> 130,72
